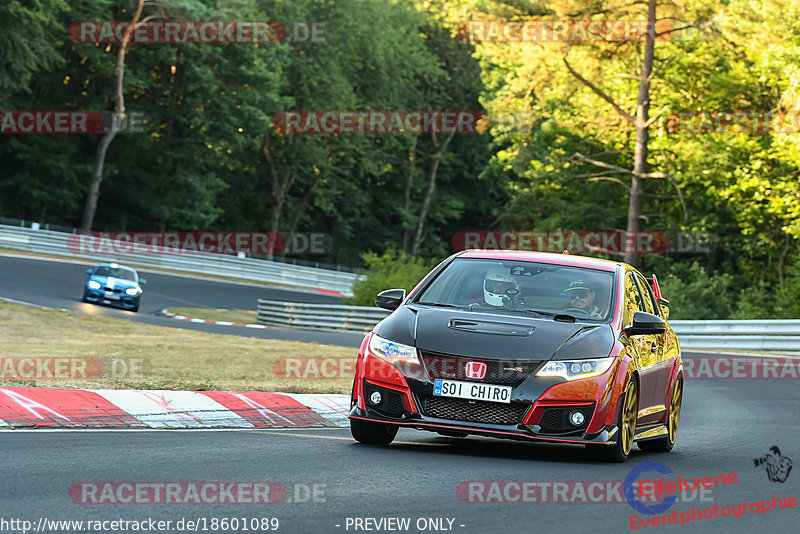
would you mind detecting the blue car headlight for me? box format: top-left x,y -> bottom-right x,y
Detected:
87,280 -> 101,290
368,333 -> 419,366
536,358 -> 615,380
125,287 -> 140,296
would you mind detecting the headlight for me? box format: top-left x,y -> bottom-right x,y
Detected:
125,287 -> 140,296
87,280 -> 101,290
368,333 -> 419,365
536,358 -> 615,381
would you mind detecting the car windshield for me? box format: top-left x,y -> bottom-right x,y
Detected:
94,266 -> 137,282
414,258 -> 615,321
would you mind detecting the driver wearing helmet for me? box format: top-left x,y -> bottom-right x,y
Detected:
483,269 -> 521,307
562,279 -> 603,317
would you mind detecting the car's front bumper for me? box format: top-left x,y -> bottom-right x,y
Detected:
349,404 -> 620,446
84,288 -> 140,309
349,348 -> 630,446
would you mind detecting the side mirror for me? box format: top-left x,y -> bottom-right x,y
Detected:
375,289 -> 405,311
625,311 -> 666,336
86,269 -> 92,275
139,278 -> 147,286
659,303 -> 670,320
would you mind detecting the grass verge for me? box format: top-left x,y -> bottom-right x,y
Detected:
0,301 -> 355,393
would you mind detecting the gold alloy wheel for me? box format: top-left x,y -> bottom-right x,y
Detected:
668,379 -> 682,443
620,382 -> 638,455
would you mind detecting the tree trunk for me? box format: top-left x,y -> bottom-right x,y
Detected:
625,0 -> 657,266
263,133 -> 295,259
280,172 -> 323,259
410,130 -> 455,256
80,0 -> 147,231
401,136 -> 417,253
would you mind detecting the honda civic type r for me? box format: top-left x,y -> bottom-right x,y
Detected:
348,250 -> 683,462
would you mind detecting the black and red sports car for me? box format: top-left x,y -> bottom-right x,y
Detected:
348,250 -> 683,462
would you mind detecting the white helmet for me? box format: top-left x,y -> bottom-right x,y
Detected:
483,269 -> 520,306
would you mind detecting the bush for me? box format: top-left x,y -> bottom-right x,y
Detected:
344,249 -> 437,307
659,262 -> 735,320
657,259 -> 800,320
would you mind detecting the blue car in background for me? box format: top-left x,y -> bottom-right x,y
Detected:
82,263 -> 146,312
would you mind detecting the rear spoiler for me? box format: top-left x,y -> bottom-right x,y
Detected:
651,274 -> 669,304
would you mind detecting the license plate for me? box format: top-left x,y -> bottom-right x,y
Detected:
104,291 -> 120,300
433,379 -> 512,404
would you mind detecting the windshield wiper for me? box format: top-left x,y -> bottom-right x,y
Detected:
519,309 -> 580,322
415,302 -> 463,308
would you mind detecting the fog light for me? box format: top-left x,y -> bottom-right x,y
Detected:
569,410 -> 585,426
369,391 -> 382,405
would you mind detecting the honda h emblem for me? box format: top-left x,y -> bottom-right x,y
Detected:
465,361 -> 487,379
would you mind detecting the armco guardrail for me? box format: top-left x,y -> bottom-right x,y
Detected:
0,224 -> 360,296
670,320 -> 800,353
257,299 -> 390,332
256,302 -> 800,352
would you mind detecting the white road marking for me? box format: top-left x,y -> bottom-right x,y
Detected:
90,389 -> 254,428
282,393 -> 351,426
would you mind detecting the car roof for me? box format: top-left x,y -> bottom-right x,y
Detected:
95,262 -> 137,272
457,249 -> 622,272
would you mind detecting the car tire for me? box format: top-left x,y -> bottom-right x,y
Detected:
589,377 -> 639,463
350,418 -> 398,445
639,378 -> 682,453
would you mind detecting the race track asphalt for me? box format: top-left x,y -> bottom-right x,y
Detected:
2,371 -> 798,534
0,253 -> 365,347
1,253 -> 798,534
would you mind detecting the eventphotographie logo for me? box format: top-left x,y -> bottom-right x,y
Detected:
753,446 -> 793,483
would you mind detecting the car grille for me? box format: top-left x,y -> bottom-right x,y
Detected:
419,351 -> 541,386
420,396 -> 529,425
536,406 -> 594,433
364,383 -> 406,417
103,287 -> 123,293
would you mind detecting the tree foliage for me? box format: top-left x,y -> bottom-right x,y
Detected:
1,0 -> 799,317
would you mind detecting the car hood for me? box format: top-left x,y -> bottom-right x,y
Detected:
375,305 -> 615,361
89,275 -> 139,289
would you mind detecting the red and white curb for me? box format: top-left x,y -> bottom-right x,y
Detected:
0,387 -> 351,429
156,308 -> 268,329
